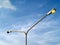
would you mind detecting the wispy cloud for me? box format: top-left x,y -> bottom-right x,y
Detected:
0,0 -> 16,10
37,30 -> 60,45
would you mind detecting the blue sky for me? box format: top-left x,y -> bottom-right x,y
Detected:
0,0 -> 60,45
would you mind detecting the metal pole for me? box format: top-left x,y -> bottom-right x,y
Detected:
27,14 -> 48,33
25,33 -> 27,45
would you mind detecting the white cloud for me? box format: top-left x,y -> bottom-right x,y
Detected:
37,31 -> 60,45
0,0 -> 16,10
0,41 -> 11,45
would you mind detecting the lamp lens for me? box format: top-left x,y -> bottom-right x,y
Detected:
51,9 -> 56,14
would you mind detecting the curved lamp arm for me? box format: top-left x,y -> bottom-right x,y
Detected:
27,8 -> 56,33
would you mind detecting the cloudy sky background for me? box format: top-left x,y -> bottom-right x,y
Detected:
0,0 -> 60,45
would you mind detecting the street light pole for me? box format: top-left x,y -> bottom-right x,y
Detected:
7,8 -> 56,45
25,33 -> 27,45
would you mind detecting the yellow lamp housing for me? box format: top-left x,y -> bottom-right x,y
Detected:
47,8 -> 56,15
51,8 -> 56,14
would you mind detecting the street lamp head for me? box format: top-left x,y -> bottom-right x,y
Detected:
51,8 -> 56,14
7,30 -> 12,34
47,8 -> 56,15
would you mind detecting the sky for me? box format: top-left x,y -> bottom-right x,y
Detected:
0,0 -> 60,45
